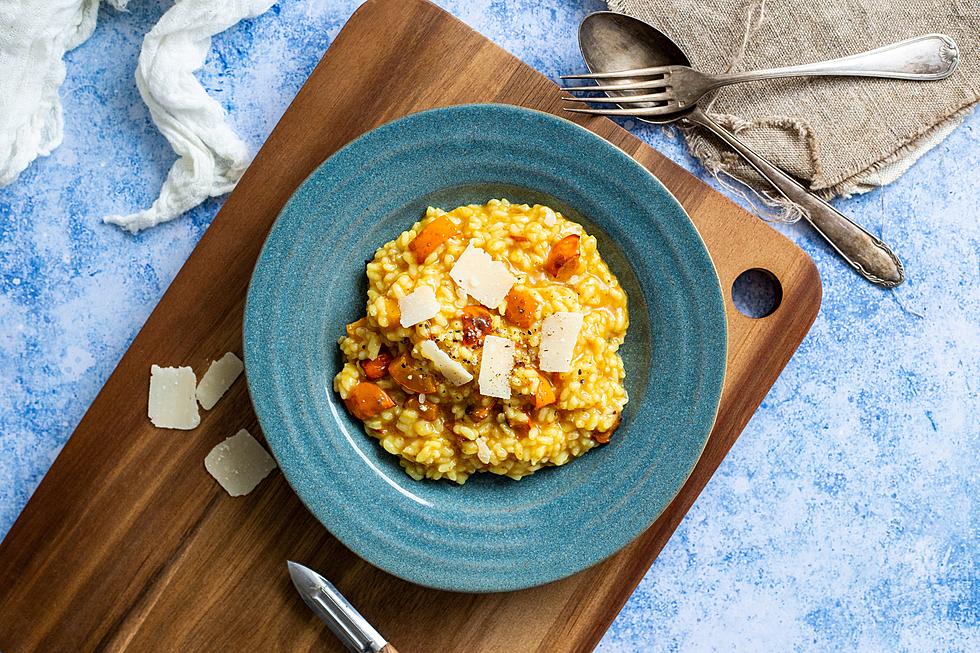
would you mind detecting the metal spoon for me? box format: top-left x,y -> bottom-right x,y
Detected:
576,11 -> 907,288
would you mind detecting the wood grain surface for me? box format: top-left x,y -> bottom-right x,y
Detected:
0,1 -> 822,651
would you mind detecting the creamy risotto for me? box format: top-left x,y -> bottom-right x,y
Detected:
333,199 -> 629,483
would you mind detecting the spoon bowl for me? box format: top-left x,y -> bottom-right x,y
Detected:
578,11 -> 694,124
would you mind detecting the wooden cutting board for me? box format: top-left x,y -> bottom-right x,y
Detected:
0,1 -> 821,650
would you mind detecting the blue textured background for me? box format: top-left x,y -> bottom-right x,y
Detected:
0,1 -> 976,650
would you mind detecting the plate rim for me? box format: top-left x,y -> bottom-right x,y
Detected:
243,103 -> 727,592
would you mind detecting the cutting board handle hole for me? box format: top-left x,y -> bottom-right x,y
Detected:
732,268 -> 782,318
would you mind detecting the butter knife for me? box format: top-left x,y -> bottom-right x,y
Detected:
287,561 -> 399,653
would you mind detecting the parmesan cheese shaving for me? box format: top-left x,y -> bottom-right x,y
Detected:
539,312 -> 584,373
148,365 -> 200,430
399,286 -> 440,327
478,335 -> 515,399
204,429 -> 277,497
196,352 -> 244,410
449,244 -> 516,309
419,340 -> 473,386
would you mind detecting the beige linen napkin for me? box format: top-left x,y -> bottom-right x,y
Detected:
608,0 -> 979,217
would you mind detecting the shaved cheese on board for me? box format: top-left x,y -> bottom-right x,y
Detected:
196,352 -> 244,410
539,312 -> 584,373
399,286 -> 440,327
204,429 -> 277,497
148,365 -> 200,430
479,335 -> 515,399
450,244 -> 516,309
419,340 -> 473,386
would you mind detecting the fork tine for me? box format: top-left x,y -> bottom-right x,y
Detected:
560,65 -> 672,79
561,91 -> 672,104
560,78 -> 670,93
562,105 -> 681,117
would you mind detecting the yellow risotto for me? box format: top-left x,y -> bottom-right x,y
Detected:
333,199 -> 628,483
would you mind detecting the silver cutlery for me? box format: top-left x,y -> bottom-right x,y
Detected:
565,11 -> 954,288
287,561 -> 399,653
562,33 -> 959,117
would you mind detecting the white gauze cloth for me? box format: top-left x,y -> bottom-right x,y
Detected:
0,0 -> 273,233
0,0 -> 128,186
104,0 -> 275,233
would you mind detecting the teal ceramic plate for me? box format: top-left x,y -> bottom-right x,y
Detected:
244,104 -> 726,592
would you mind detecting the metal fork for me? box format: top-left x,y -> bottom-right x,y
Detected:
561,33 -> 960,117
